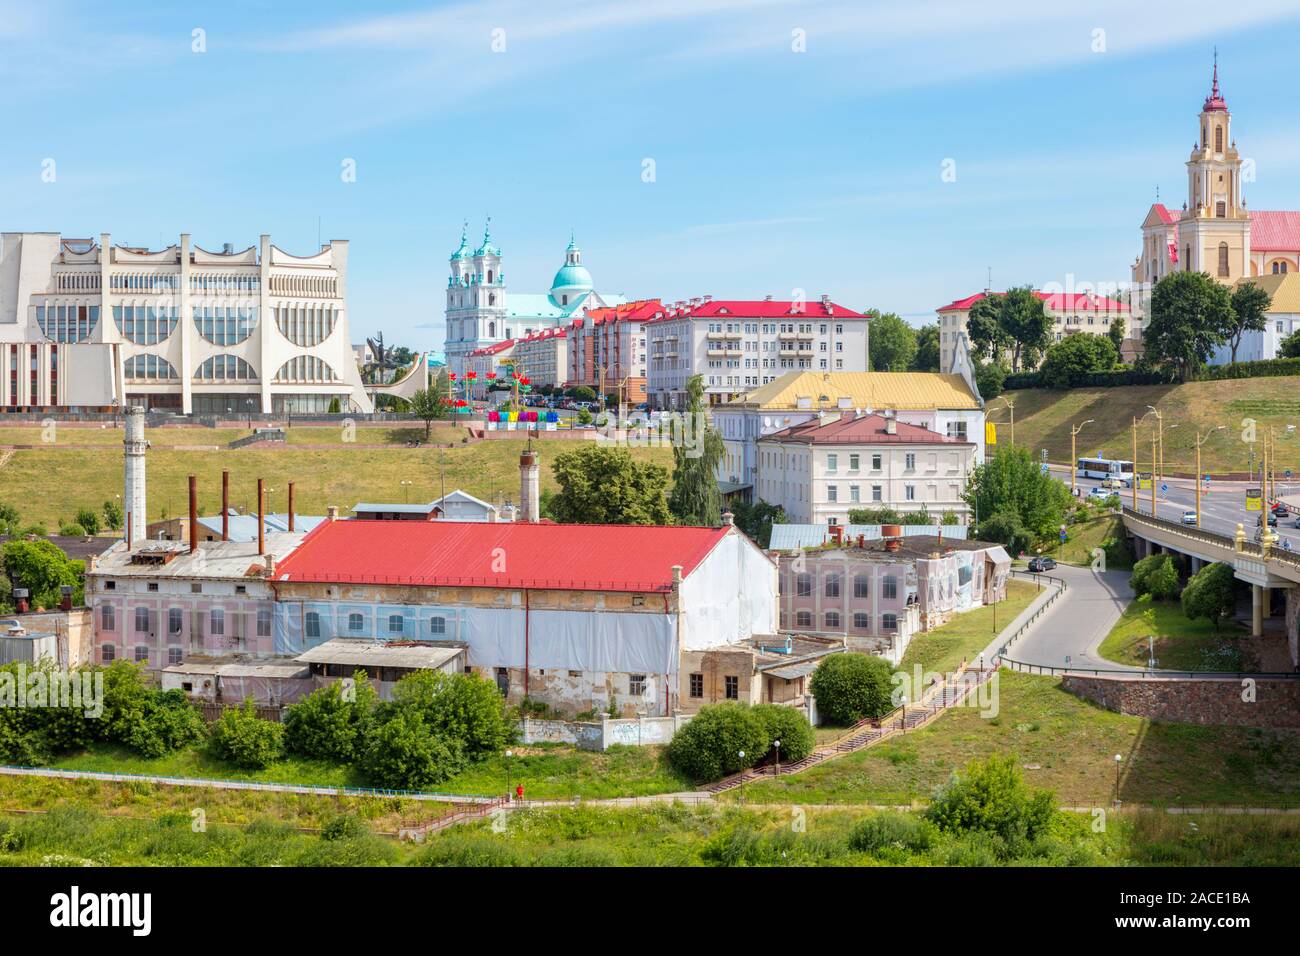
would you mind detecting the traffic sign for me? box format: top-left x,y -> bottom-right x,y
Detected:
1287,469 -> 1294,480
1285,539 -> 1293,552
1059,529 -> 1067,542
1160,482 -> 1169,494
1041,463 -> 1050,476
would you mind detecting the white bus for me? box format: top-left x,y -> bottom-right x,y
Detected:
1076,457 -> 1135,483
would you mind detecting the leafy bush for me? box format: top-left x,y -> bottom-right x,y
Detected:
1181,561 -> 1237,632
207,700 -> 286,769
283,674 -> 377,762
751,704 -> 815,763
124,690 -> 207,759
666,703 -> 769,782
974,362 -> 1007,400
808,653 -> 894,726
385,670 -> 513,760
925,754 -> 1056,842
358,709 -> 467,790
848,812 -> 937,854
975,511 -> 1034,555
1130,553 -> 1179,600
73,507 -> 101,536
1038,333 -> 1118,389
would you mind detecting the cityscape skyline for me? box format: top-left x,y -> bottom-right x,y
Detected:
5,1 -> 1300,355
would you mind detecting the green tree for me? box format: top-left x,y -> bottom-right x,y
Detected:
911,323 -> 941,372
998,286 -> 1053,371
730,500 -> 785,547
386,670 -> 512,760
963,445 -> 1072,542
549,444 -> 673,525
73,507 -> 101,536
0,539 -> 83,610
1146,272 -> 1233,380
1130,553 -> 1178,600
1107,316 -> 1126,354
327,396 -> 342,413
1280,329 -> 1300,358
359,709 -> 467,790
751,703 -> 815,763
567,385 -> 597,402
847,506 -> 904,524
667,374 -> 723,527
283,673 -> 378,762
867,312 -> 918,371
808,653 -> 894,726
1226,281 -> 1272,365
975,511 -> 1033,555
925,754 -> 1056,842
666,703 -> 769,781
0,502 -> 19,535
208,699 -> 286,769
409,380 -> 450,440
965,297 -> 1012,364
101,499 -> 123,532
974,362 -> 1007,400
1181,561 -> 1237,632
124,689 -> 207,759
1038,333 -> 1118,389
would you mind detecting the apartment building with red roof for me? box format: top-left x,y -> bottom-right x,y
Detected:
564,298 -> 663,403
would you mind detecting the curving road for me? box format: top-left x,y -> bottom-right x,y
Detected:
997,564 -> 1136,671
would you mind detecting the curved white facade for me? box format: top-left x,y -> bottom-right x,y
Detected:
0,231 -> 372,413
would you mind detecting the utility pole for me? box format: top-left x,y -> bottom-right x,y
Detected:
1131,417 -> 1138,510
1070,419 -> 1094,498
1151,430 -> 1158,519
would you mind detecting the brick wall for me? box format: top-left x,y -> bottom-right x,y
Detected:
1061,674 -> 1300,729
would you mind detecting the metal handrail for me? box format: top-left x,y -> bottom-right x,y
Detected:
1000,658 -> 1300,680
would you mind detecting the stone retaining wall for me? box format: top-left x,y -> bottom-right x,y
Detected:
1061,674 -> 1300,729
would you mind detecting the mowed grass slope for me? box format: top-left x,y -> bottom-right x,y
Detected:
0,428 -> 675,528
1002,377 -> 1300,475
729,670 -> 1300,808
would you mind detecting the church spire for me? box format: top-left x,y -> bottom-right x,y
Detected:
1203,50 -> 1227,112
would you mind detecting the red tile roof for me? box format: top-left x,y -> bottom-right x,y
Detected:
644,298 -> 866,325
936,291 -> 1129,313
762,412 -> 968,445
467,339 -> 516,357
1152,203 -> 1178,225
1251,211 -> 1300,252
274,520 -> 731,593
585,299 -> 664,326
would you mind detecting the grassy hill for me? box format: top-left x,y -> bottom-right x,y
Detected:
999,376 -> 1300,476
0,424 -> 675,529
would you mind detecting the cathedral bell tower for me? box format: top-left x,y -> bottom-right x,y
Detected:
1180,56 -> 1250,282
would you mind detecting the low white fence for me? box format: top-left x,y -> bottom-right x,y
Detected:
517,715 -> 694,751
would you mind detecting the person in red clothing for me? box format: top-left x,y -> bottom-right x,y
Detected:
515,784 -> 524,803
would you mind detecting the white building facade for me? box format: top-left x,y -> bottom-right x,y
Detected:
644,296 -> 870,409
756,412 -> 976,525
0,232 -> 372,413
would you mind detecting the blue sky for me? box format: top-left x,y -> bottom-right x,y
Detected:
5,0 -> 1300,352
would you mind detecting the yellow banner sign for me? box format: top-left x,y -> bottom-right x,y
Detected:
985,422 -> 997,445
1138,473 -> 1152,490
1246,488 -> 1263,511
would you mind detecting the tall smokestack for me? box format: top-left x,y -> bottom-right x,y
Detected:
288,481 -> 296,532
221,470 -> 229,540
123,406 -> 148,550
257,477 -> 265,555
188,474 -> 198,553
519,449 -> 540,523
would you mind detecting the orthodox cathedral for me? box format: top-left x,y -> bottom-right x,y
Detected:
443,221 -> 625,374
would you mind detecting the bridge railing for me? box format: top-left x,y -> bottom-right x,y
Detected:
1122,505 -> 1300,568
994,571 -> 1068,661
1000,658 -> 1300,680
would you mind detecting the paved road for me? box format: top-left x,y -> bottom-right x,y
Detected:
999,564 -> 1135,671
1050,465 -> 1300,554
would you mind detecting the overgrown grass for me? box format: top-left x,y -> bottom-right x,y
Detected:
728,671 -> 1300,808
1043,514 -> 1133,570
0,432 -> 674,528
897,579 -> 1040,677
48,741 -> 692,801
1098,594 -> 1251,671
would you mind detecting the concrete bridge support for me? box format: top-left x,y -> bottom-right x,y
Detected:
1253,585 -> 1264,638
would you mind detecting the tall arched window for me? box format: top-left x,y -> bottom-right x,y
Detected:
487,269 -> 494,283
194,355 -> 257,381
488,321 -> 495,337
1185,245 -> 1191,271
1216,201 -> 1226,218
1218,243 -> 1230,277
1215,125 -> 1223,153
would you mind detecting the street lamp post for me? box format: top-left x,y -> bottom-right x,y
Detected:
1070,419 -> 1095,498
1145,406 -> 1163,484
1131,417 -> 1139,510
1151,429 -> 1158,519
1195,426 -> 1225,528
773,739 -> 781,776
1113,753 -> 1123,806
400,479 -> 413,503
505,749 -> 513,800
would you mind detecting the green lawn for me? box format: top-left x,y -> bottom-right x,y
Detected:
1097,594 -> 1251,671
1002,376 -> 1300,475
49,740 -> 691,801
896,579 -> 1040,677
0,433 -> 674,529
728,670 -> 1300,807
1043,513 -> 1133,570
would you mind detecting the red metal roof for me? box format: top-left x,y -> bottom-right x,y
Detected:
936,291 -> 1129,314
1152,203 -> 1178,225
1251,211 -> 1300,252
763,412 -> 968,445
585,299 -> 664,326
466,339 -> 516,357
644,298 -> 867,325
274,520 -> 731,592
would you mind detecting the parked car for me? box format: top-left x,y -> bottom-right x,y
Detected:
1027,556 -> 1056,573
1100,477 -> 1125,490
1087,486 -> 1114,501
1181,510 -> 1198,525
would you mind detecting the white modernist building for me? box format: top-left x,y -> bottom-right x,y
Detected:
443,221 -> 626,375
0,232 -> 373,413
